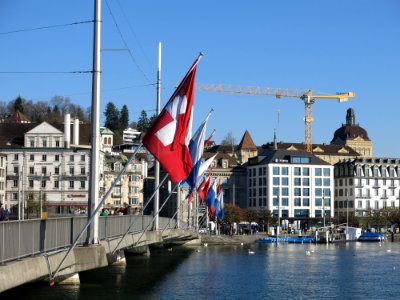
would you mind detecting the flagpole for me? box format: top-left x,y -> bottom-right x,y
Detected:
154,42 -> 162,230
87,0 -> 102,245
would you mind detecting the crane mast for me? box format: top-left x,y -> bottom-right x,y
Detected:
196,83 -> 355,153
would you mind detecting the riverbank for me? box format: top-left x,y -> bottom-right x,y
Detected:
198,233 -> 265,245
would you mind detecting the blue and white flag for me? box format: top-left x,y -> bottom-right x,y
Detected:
183,110 -> 213,190
216,189 -> 224,220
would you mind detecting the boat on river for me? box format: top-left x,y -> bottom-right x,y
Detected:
358,232 -> 386,242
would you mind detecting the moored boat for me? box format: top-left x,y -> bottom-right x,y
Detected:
358,232 -> 386,242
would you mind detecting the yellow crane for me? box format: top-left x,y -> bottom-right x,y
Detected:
196,83 -> 355,153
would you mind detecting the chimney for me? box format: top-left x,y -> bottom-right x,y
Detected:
64,114 -> 71,149
73,118 -> 79,145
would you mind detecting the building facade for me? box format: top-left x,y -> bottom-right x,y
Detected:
247,149 -> 334,229
334,158 -> 400,218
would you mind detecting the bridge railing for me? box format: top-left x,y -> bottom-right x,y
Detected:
0,215 -> 182,264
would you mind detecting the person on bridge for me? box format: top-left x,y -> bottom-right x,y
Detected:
0,203 -> 5,221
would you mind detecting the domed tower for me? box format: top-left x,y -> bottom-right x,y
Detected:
331,108 -> 372,157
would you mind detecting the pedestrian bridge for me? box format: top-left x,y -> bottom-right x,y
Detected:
0,215 -> 198,292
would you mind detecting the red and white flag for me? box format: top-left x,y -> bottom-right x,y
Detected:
143,56 -> 202,183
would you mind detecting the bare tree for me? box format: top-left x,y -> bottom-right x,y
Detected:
221,132 -> 237,146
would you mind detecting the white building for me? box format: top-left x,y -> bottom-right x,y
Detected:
334,157 -> 400,217
247,149 -> 334,229
0,154 -> 6,208
123,128 -> 141,145
0,114 -> 104,217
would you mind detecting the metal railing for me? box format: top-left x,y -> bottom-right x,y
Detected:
0,215 -> 179,264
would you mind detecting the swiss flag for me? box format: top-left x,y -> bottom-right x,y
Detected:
197,174 -> 211,204
143,56 -> 201,183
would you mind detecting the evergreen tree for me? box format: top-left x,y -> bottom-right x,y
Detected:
120,105 -> 129,130
137,110 -> 150,132
13,96 -> 25,113
104,102 -> 120,132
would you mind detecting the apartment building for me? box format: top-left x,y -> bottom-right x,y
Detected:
334,157 -> 400,217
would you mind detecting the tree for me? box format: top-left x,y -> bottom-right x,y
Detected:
120,105 -> 129,130
221,132 -> 236,146
13,96 -> 24,113
137,110 -> 150,132
104,102 -> 120,132
224,204 -> 246,225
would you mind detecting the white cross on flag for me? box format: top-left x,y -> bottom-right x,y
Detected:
142,56 -> 201,183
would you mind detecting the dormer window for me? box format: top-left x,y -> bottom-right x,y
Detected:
222,159 -> 228,169
211,160 -> 217,168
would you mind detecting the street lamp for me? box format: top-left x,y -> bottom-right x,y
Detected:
275,193 -> 280,246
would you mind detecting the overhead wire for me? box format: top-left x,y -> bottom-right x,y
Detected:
104,0 -> 152,84
0,20 -> 93,36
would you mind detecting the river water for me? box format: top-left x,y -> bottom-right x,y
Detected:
5,241 -> 400,299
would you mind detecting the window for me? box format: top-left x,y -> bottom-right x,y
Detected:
81,167 -> 86,175
302,168 -> 310,176
294,198 -> 301,206
281,198 -> 288,206
303,198 -> 310,206
294,188 -> 301,196
14,166 -> 19,174
69,181 -> 74,188
222,160 -> 228,168
13,193 -> 18,200
114,186 -> 121,195
315,198 -> 322,206
273,167 -> 280,175
115,164 -> 121,172
273,197 -> 279,206
282,167 -> 288,175
130,175 -> 137,182
302,178 -> 310,186
13,180 -> 18,187
54,181 -> 59,188
294,209 -> 309,217
55,167 -> 59,175
315,178 -> 322,186
55,155 -> 60,161
294,178 -> 301,186
273,187 -> 279,196
29,180 -> 34,188
81,155 -> 86,161
282,177 -> 288,186
323,168 -> 330,176
14,154 -> 19,160
29,167 -> 34,175
55,140 -> 60,147
80,181 -> 85,188
323,178 -> 330,186
70,167 -> 74,175
292,156 -> 311,164
282,187 -> 289,196
302,188 -> 309,196
42,139 -> 47,147
273,177 -> 279,185
42,167 -> 46,175
315,168 -> 322,176
70,155 -> 74,161
30,139 -> 35,147
315,210 -> 322,218
358,201 -> 362,208
42,154 -> 47,161
41,180 -> 46,188
131,187 -> 138,194
294,167 -> 301,176
130,198 -> 137,205
30,154 -> 34,161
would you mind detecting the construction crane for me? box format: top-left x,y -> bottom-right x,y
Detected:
196,83 -> 355,153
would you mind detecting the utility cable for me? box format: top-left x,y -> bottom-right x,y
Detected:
0,20 -> 94,36
104,0 -> 152,84
0,71 -> 92,74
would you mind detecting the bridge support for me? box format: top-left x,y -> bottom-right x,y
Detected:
58,273 -> 80,285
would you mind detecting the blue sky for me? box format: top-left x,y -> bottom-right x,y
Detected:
1,0 -> 399,157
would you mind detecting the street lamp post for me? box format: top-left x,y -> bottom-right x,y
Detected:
323,190 -> 327,244
276,193 -> 280,246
